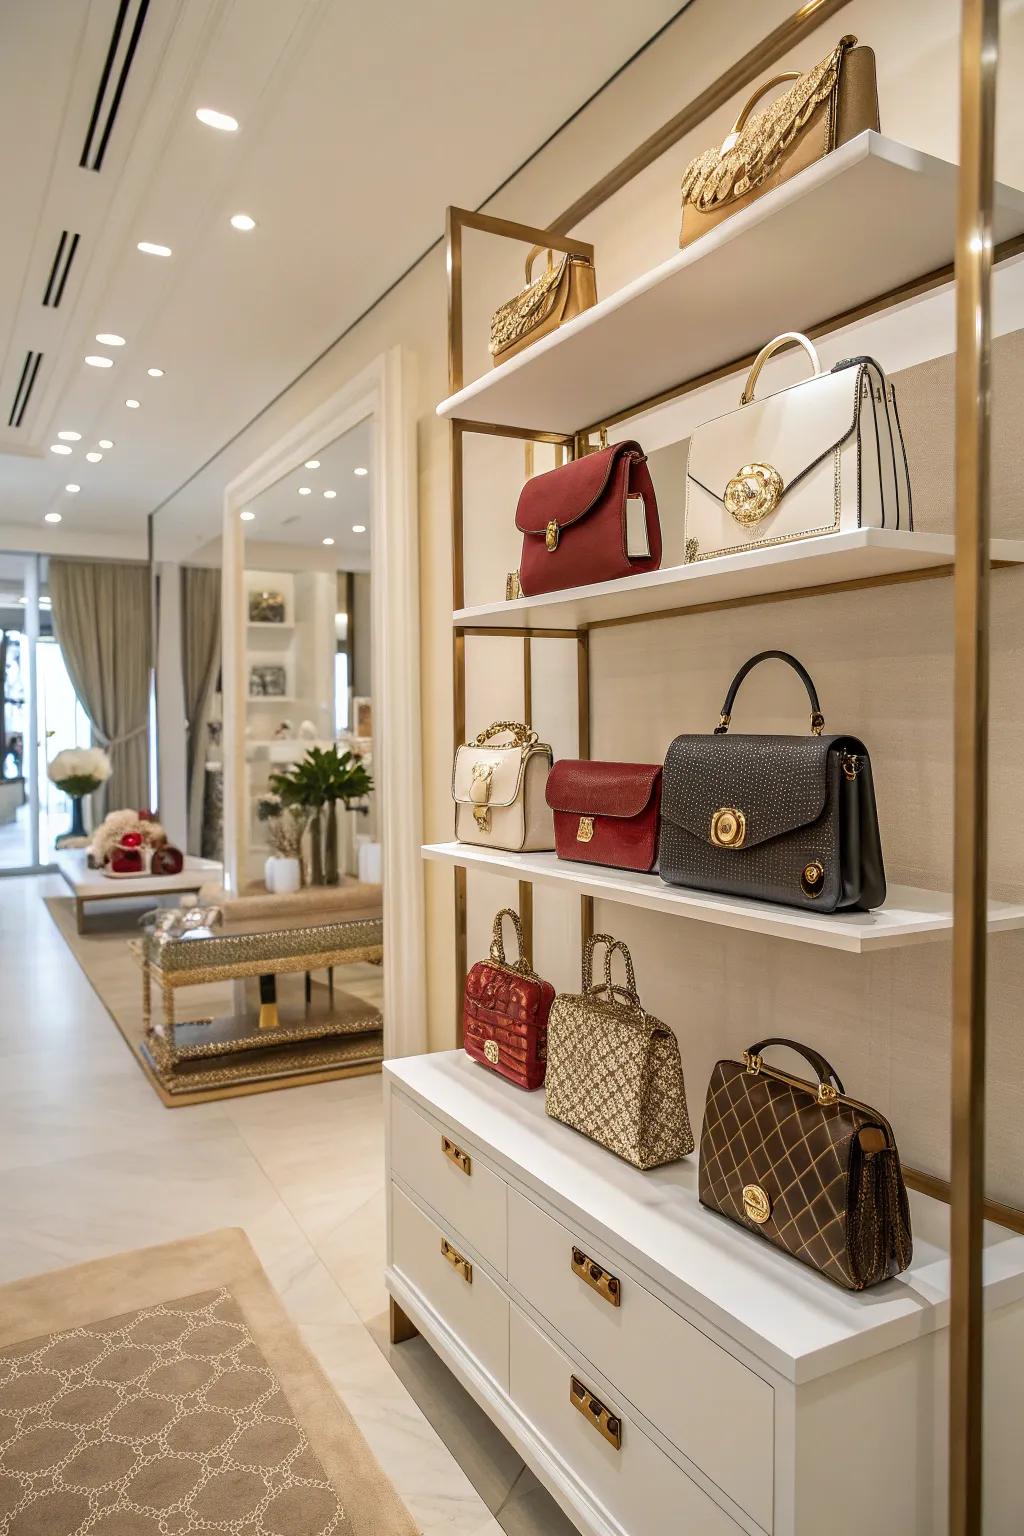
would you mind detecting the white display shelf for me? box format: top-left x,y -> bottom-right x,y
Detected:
422,842 -> 1024,953
455,530 -> 1024,631
247,621 -> 294,631
437,133 -> 1024,433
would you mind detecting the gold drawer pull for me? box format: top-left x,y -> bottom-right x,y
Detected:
570,1375 -> 621,1451
440,1236 -> 473,1284
571,1246 -> 621,1307
441,1135 -> 472,1176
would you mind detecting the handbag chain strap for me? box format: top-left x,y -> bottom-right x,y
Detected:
471,720 -> 539,750
488,908 -> 536,977
714,650 -> 825,736
582,934 -> 642,1012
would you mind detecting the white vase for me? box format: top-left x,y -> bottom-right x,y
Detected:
264,855 -> 301,894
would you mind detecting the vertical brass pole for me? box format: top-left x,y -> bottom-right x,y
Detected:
577,629 -> 594,949
451,417 -> 468,1044
519,635 -> 534,956
950,2 -> 998,1532
445,208 -> 464,395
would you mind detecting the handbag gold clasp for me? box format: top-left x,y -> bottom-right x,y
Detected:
484,1039 -> 500,1065
545,520 -> 560,552
576,816 -> 594,843
470,761 -> 494,831
723,462 -> 783,526
710,806 -> 746,848
742,1184 -> 772,1225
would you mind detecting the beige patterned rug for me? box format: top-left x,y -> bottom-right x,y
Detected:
0,1230 -> 416,1536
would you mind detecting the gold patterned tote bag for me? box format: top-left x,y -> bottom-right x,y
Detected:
545,935 -> 693,1170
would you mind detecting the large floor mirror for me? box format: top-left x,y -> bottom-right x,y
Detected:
150,349 -> 424,1071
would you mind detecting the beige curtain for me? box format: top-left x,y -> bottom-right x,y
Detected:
49,559 -> 151,814
181,566 -> 221,855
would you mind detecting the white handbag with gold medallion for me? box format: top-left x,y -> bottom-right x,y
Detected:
452,721 -> 554,852
684,332 -> 912,564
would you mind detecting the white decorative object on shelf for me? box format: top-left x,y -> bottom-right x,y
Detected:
454,531 -> 1024,632
437,134 -> 1024,432
264,855 -> 302,894
385,1052 -> 1024,1536
421,842 -> 1024,953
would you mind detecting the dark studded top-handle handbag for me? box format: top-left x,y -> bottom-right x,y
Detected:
659,650 -> 885,912
463,908 -> 555,1091
699,1038 -> 912,1290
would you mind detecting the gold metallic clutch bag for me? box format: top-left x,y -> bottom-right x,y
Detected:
545,934 -> 693,1170
489,245 -> 597,366
679,35 -> 879,248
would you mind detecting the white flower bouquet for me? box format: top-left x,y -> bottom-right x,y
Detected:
89,808 -> 166,866
256,792 -> 308,857
47,746 -> 112,797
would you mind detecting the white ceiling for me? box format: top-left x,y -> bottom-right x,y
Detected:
0,0 -> 683,544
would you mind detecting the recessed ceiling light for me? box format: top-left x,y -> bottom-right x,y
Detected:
239,510 -> 255,521
353,466 -> 368,476
65,484 -> 80,493
84,355 -> 114,368
49,443 -> 73,455
304,460 -> 320,469
352,524 -> 367,534
230,213 -> 256,231
95,332 -> 125,346
298,486 -> 312,496
98,439 -> 113,449
147,367 -> 164,378
57,430 -> 81,441
44,512 -> 62,524
196,107 -> 238,132
323,489 -> 337,499
125,399 -> 140,409
85,451 -> 103,463
137,241 -> 172,257
322,537 -> 335,546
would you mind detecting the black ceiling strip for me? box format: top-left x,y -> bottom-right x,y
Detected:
15,353 -> 43,427
80,0 -> 130,169
51,231 -> 80,308
42,231 -> 68,307
8,353 -> 33,427
91,0 -> 151,172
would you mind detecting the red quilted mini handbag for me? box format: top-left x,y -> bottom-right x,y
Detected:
545,760 -> 663,872
515,440 -> 661,597
463,909 -> 555,1091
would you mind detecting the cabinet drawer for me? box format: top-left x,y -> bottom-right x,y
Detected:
510,1306 -> 741,1536
509,1190 -> 773,1532
391,1092 -> 507,1273
391,1185 -> 509,1389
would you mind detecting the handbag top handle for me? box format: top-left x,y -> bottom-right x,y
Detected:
488,907 -> 536,976
740,331 -> 821,404
720,70 -> 801,154
470,720 -> 539,749
743,1036 -> 846,1103
582,933 -> 642,1011
715,650 -> 825,736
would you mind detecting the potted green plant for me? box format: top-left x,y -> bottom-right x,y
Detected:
270,746 -> 373,886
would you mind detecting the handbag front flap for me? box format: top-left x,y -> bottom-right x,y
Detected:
686,367 -> 860,511
452,743 -> 531,809
515,441 -> 640,538
545,760 -> 661,819
662,733 -> 842,850
490,254 -> 570,355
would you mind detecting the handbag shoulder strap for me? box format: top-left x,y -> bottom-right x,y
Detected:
471,720 -> 538,749
745,1037 -> 846,1096
489,908 -> 536,976
715,651 -> 824,736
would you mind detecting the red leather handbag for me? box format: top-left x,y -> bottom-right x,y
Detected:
463,909 -> 554,1090
545,760 -> 663,872
515,441 -> 661,597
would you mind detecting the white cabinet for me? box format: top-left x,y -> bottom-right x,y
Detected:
385,1052 -> 1024,1536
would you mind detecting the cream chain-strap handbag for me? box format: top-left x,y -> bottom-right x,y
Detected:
452,721 -> 554,852
684,332 -> 912,564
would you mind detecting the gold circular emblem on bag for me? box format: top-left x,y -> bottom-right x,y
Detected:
742,1184 -> 772,1226
801,860 -> 825,898
484,1039 -> 500,1065
724,463 -> 784,527
710,806 -> 746,848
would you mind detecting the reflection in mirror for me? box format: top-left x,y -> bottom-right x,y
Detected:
239,419 -> 374,891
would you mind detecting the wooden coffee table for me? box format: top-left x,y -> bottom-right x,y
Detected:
54,849 -> 222,933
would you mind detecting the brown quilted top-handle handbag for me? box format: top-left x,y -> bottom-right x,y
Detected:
699,1037 -> 912,1290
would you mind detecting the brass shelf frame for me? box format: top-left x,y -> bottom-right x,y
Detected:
443,5 -> 1008,1527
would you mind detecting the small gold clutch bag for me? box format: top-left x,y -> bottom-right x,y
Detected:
489,245 -> 597,366
679,35 -> 879,248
